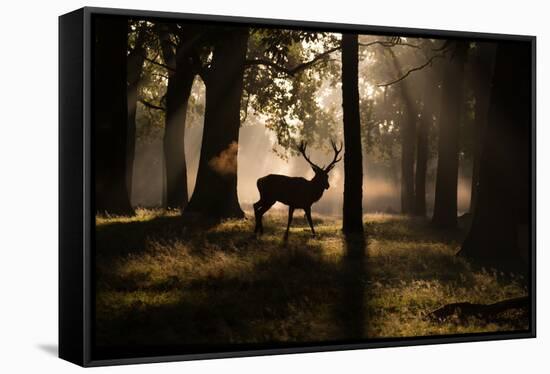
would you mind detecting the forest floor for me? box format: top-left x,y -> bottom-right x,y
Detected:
95,209 -> 529,351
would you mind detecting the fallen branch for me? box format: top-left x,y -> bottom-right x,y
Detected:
428,296 -> 529,322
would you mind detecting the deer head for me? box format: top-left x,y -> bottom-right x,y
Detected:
297,139 -> 343,190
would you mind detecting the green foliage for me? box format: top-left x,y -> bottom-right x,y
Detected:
131,21 -> 167,141
244,31 -> 340,158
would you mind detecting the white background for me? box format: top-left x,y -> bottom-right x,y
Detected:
0,0 -> 547,372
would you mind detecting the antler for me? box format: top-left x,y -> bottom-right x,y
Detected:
324,139 -> 343,172
297,141 -> 322,171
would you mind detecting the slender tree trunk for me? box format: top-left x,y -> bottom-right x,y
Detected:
341,34 -> 364,233
413,62 -> 441,216
157,26 -> 196,211
432,42 -> 469,228
94,17 -> 133,215
469,43 -> 496,213
390,51 -> 416,215
458,42 -> 531,269
126,25 -> 146,204
413,72 -> 430,216
400,108 -> 416,215
185,28 -> 249,219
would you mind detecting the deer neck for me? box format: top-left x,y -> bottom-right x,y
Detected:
308,175 -> 326,202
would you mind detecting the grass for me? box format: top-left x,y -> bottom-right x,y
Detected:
95,209 -> 529,351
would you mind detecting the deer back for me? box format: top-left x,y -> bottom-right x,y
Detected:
257,174 -> 325,208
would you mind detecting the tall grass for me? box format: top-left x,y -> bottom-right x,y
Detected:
95,210 -> 528,348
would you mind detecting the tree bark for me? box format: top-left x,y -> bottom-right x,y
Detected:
157,26 -> 196,211
389,51 -> 416,215
94,17 -> 133,215
469,43 -> 496,213
126,24 -> 146,204
413,70 -> 433,216
458,41 -> 531,269
185,28 -> 249,219
341,34 -> 364,233
432,42 -> 469,228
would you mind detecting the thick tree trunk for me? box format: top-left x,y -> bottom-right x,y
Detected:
458,42 -> 531,269
341,34 -> 364,233
157,27 -> 196,210
94,17 -> 133,215
432,42 -> 468,228
469,43 -> 496,213
185,28 -> 249,219
126,25 -> 146,204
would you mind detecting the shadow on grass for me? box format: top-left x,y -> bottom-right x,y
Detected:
365,216 -> 465,245
336,232 -> 368,340
95,215 -> 219,258
96,242 -> 351,349
94,212 -> 528,353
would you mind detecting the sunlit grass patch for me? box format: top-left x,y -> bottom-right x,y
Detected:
96,207 -> 178,226
95,209 -> 529,347
365,269 -> 528,338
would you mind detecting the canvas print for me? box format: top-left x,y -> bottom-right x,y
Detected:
92,14 -> 533,359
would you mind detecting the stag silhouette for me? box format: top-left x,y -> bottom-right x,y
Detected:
254,140 -> 343,239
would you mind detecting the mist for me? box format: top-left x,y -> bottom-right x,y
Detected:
130,34 -> 476,218
131,114 -> 473,216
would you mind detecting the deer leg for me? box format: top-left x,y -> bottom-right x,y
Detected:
305,207 -> 316,237
284,207 -> 295,240
253,200 -> 262,233
256,201 -> 275,234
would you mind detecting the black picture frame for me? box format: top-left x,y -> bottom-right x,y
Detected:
59,6 -> 536,367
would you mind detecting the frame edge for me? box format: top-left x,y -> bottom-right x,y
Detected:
59,7 -> 86,367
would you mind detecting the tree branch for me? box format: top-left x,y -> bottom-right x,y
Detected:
144,56 -> 176,73
358,40 -> 420,49
245,38 -> 417,78
245,45 -> 341,77
377,54 -> 444,87
139,99 -> 165,111
150,72 -> 169,80
241,89 -> 251,124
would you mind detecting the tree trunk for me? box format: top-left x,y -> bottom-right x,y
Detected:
185,28 -> 249,219
341,34 -> 364,233
457,42 -> 531,269
390,51 -> 416,215
414,60 -> 443,216
94,17 -> 133,215
413,70 -> 434,216
432,42 -> 469,228
157,26 -> 196,211
400,107 -> 416,215
126,25 -> 146,204
469,43 -> 496,213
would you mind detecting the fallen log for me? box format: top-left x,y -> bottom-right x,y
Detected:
428,296 -> 529,322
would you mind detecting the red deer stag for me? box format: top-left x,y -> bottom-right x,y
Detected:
254,140 -> 343,239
